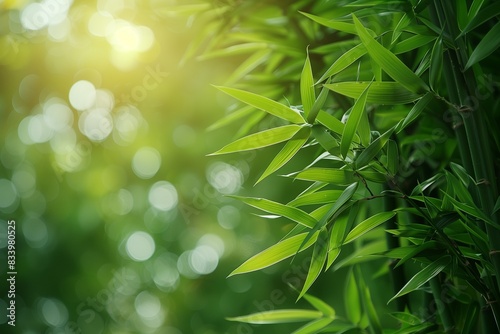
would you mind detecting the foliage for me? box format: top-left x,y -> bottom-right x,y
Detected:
203,0 -> 500,333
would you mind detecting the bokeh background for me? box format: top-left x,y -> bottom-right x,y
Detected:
0,1 -> 343,333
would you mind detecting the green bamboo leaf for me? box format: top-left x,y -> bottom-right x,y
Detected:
301,50 -> 315,119
353,14 -> 428,93
391,13 -> 411,44
341,83 -> 370,158
311,125 -> 340,155
429,37 -> 443,92
300,12 -> 375,36
395,241 -> 439,268
354,127 -> 394,169
226,49 -> 270,84
233,196 -> 318,228
317,44 -> 367,83
327,203 -> 358,269
392,35 -> 436,55
302,294 -> 335,318
256,126 -> 311,184
386,139 -> 399,175
344,211 -> 396,244
493,196 -> 500,214
392,322 -> 434,334
229,232 -> 319,276
357,170 -> 387,183
459,2 -> 500,37
288,190 -> 343,207
443,194 -> 498,227
206,105 -> 254,132
215,86 -> 304,123
465,21 -> 500,70
307,79 -> 331,124
457,0 -> 469,31
389,312 -> 422,326
299,228 -> 329,300
357,268 -> 382,334
316,110 -> 344,135
450,162 -> 472,187
291,317 -> 334,334
388,256 -> 451,304
344,270 -> 361,324
210,125 -> 302,155
325,82 -> 421,105
396,92 -> 434,133
199,43 -> 268,60
227,309 -> 322,324
295,168 -> 355,185
358,97 -> 371,147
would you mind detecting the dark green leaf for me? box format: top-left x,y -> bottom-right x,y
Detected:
465,21 -> 500,70
459,2 -> 500,36
429,37 -> 443,92
396,92 -> 434,133
354,127 -> 394,169
326,82 -> 421,105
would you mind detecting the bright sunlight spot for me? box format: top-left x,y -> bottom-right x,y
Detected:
126,231 -> 155,262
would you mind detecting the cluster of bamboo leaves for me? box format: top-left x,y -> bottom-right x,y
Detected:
178,0 -> 500,332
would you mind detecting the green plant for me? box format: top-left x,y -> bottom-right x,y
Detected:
201,0 -> 500,332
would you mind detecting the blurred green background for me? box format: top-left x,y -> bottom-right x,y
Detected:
0,1 -> 393,333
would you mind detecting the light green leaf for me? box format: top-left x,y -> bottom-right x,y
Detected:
396,92 -> 434,133
345,270 -> 361,324
325,82 -> 421,105
215,86 -> 304,123
307,79 -> 331,124
389,312 -> 422,326
312,125 -> 340,155
465,21 -> 500,70
288,190 -> 343,207
295,168 -> 355,185
206,105 -> 254,132
344,211 -> 396,244
354,127 -> 394,169
301,50 -> 315,119
210,125 -> 302,155
257,126 -> 311,184
229,232 -> 319,276
341,82 -> 370,158
300,12 -> 375,36
227,309 -> 322,324
302,294 -> 335,318
226,49 -> 270,84
317,44 -> 367,83
317,110 -> 344,135
388,256 -> 451,304
291,317 -> 334,334
327,204 -> 358,269
233,196 -> 318,228
299,228 -> 329,299
353,14 -> 428,93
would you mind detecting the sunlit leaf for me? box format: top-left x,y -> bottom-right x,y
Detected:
299,228 -> 329,299
354,127 -> 394,169
327,203 -> 358,269
465,21 -> 500,70
210,125 -> 302,155
215,86 -> 304,123
257,126 -> 311,184
317,44 -> 367,83
341,82 -> 370,158
344,211 -> 396,244
229,232 -> 319,276
301,49 -> 315,119
294,168 -> 355,185
291,317 -> 334,334
226,49 -> 270,84
307,79 -> 331,124
317,110 -> 344,135
388,256 -> 451,303
227,309 -> 322,324
302,293 -> 335,318
232,196 -> 318,228
288,190 -> 343,207
300,12 -> 375,36
325,82 -> 421,105
353,14 -> 428,93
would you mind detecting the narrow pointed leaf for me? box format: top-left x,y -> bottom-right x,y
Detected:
386,139 -> 399,175
325,82 -> 421,105
302,294 -> 335,318
226,49 -> 270,84
233,196 -> 318,228
312,125 -> 340,155
341,83 -> 370,158
465,21 -> 500,70
307,79 -> 330,124
210,125 -> 302,155
357,269 -> 382,334
429,37 -> 443,92
295,168 -> 355,185
354,127 -> 394,169
206,105 -> 254,132
345,270 -> 361,324
388,256 -> 451,304
392,34 -> 436,55
389,312 -> 422,326
344,211 -> 396,244
317,110 -> 344,135
358,96 -> 371,147
291,317 -> 334,334
257,126 -> 311,184
288,190 -> 343,207
215,86 -> 304,123
227,309 -> 322,324
353,14 -> 428,93
299,228 -> 329,300
301,50 -> 315,119
327,204 -> 358,269
396,92 -> 434,133
317,44 -> 367,83
229,232 -> 319,276
300,12 -> 375,36
459,2 -> 500,37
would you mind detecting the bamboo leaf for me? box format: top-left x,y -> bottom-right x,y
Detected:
301,49 -> 315,119
206,105 -> 254,132
396,92 -> 434,133
459,2 -> 500,36
302,294 -> 335,318
227,309 -> 322,324
344,211 -> 396,244
388,256 -> 451,304
345,270 -> 361,324
429,37 -> 443,92
312,125 -> 340,155
354,127 -> 394,169
307,79 -> 331,124
215,86 -> 304,123
325,82 -> 421,105
341,83 -> 370,158
389,312 -> 422,326
317,110 -> 344,135
226,49 -> 270,84
288,190 -> 343,207
386,139 -> 399,175
392,35 -> 436,55
257,126 -> 311,184
357,268 -> 382,334
465,21 -> 500,70
300,12 -> 375,36
327,203 -> 358,269
317,44 -> 367,83
294,168 -> 355,185
299,228 -> 329,299
291,317 -> 334,334
229,232 -> 319,276
210,125 -> 302,155
395,241 -> 439,268
353,14 -> 428,93
232,196 -> 318,228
